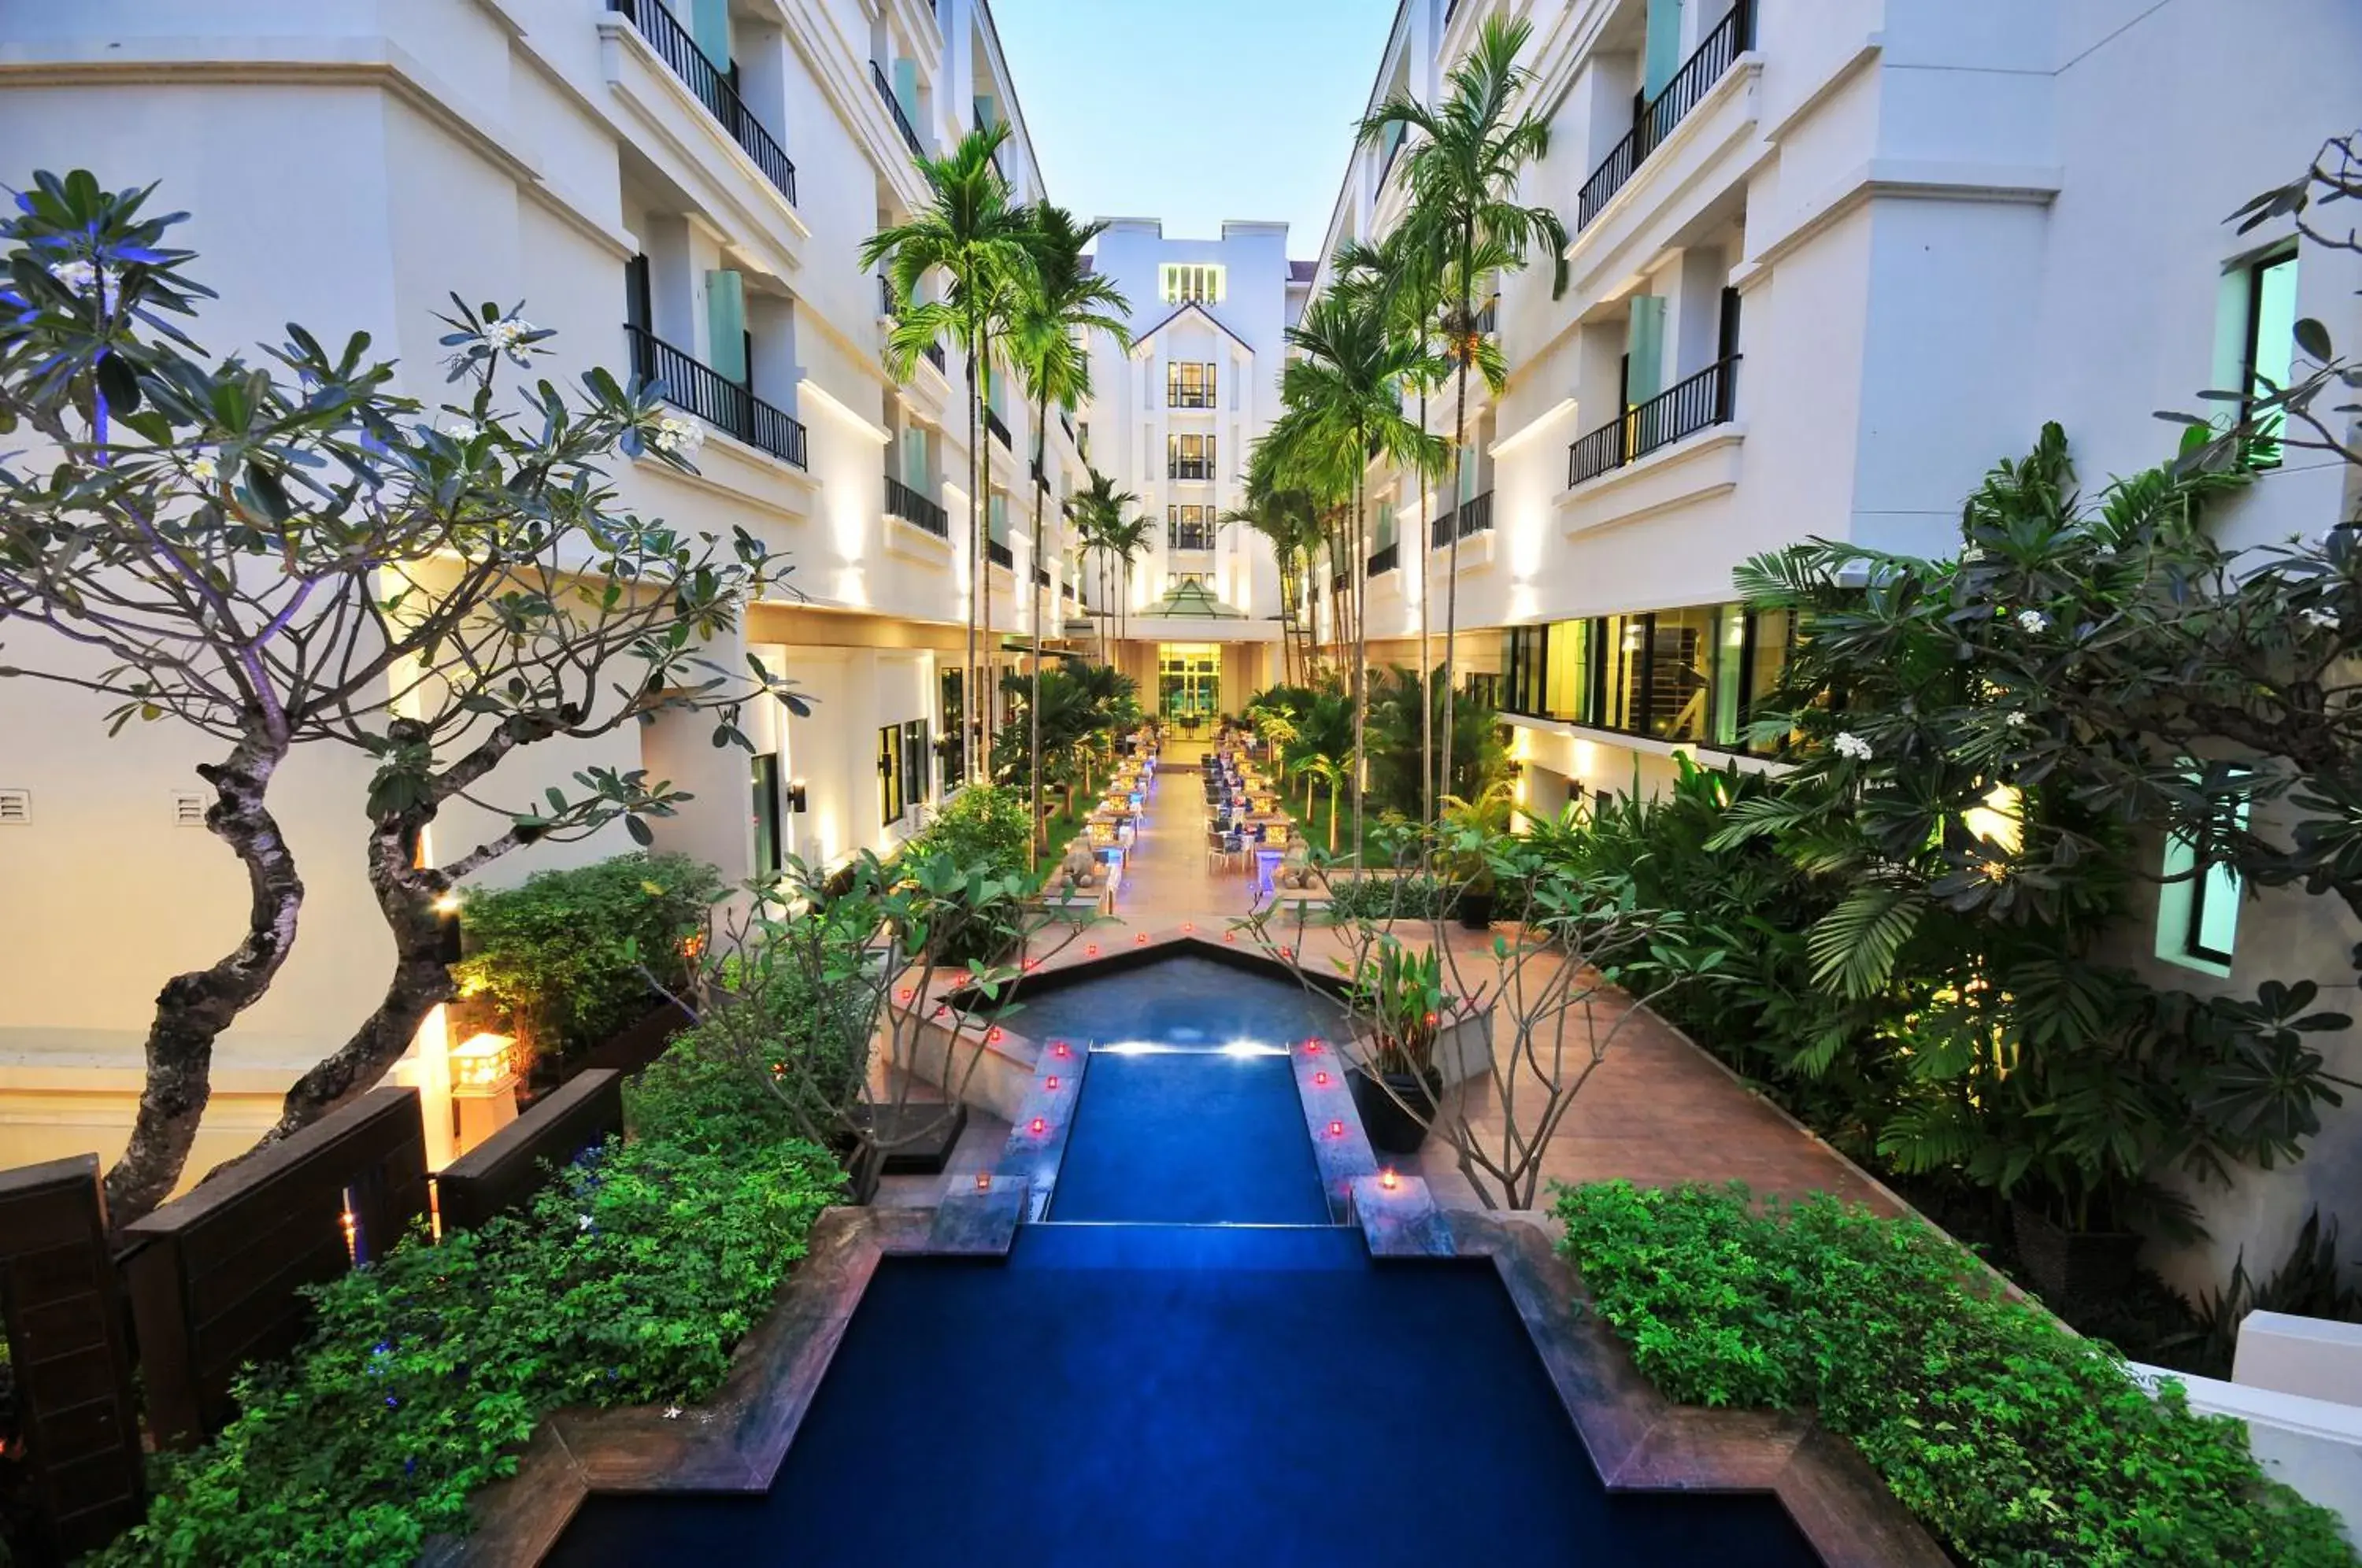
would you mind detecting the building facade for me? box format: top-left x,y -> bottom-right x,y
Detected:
0,0 -> 1093,1175
1306,0 -> 2362,1286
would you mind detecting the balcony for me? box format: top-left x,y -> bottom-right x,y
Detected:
987,538 -> 1014,570
1168,524 -> 1216,553
609,0 -> 797,206
924,340 -> 946,372
886,473 -> 948,538
1367,541 -> 1400,576
987,406 -> 1011,449
1429,490 -> 1494,548
1168,388 -> 1217,410
870,61 -> 925,159
1568,356 -> 1739,486
626,323 -> 808,468
1575,0 -> 1751,231
878,274 -> 895,316
1169,457 -> 1213,482
1033,563 -> 1053,587
1474,296 -> 1498,336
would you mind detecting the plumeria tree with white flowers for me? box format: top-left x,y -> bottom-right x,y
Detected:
0,171 -> 794,1218
1712,422 -> 2351,1247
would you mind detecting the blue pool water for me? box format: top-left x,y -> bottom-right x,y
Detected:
549,956 -> 1822,1566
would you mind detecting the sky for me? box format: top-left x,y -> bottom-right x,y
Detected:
990,0 -> 1391,261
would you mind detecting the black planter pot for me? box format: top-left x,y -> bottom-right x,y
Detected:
2011,1200 -> 2142,1310
1456,889 -> 1496,930
1351,1065 -> 1442,1156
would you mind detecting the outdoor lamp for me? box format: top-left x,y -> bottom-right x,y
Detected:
449,1032 -> 516,1097
786,778 -> 809,813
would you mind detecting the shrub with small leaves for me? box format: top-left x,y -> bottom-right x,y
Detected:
1554,1180 -> 2355,1566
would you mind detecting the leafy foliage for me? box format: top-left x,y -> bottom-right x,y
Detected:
98,1102 -> 841,1565
452,853 -> 723,1067
1556,1181 -> 2356,1567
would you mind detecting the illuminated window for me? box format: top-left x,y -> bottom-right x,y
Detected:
2159,767 -> 2251,974
1161,264 -> 1226,305
1167,505 -> 1216,550
2238,250 -> 2298,467
1168,361 -> 1217,408
1168,433 -> 1216,481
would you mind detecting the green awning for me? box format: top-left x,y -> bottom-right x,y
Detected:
1135,580 -> 1247,619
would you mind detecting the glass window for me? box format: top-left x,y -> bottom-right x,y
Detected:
750,753 -> 782,878
1168,433 -> 1215,479
2184,775 -> 2252,965
939,668 -> 966,791
877,724 -> 905,827
1167,361 -> 1216,408
1546,618 -> 1589,724
1711,606 -> 1747,749
1600,615 -> 1645,732
2242,251 -> 2298,467
1648,608 -> 1716,741
1160,264 -> 1227,305
901,720 -> 931,808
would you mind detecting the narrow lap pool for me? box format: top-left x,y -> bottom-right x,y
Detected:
547,955 -> 1822,1566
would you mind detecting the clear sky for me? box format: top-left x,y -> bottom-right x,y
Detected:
990,0 -> 1390,261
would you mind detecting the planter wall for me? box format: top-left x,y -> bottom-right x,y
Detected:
435,1071 -> 625,1234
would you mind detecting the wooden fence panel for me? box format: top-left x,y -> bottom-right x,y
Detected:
0,1154 -> 144,1556
120,1088 -> 427,1448
435,1070 -> 624,1233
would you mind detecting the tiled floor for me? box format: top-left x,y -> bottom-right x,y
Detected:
922,762 -> 1903,1219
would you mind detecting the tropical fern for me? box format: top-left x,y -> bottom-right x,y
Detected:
1806,883 -> 1926,998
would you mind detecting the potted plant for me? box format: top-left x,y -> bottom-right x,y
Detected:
1348,939 -> 1449,1154
1438,783 -> 1515,930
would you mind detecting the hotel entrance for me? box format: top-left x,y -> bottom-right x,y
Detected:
1157,642 -> 1221,741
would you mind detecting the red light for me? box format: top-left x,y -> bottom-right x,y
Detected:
1305,1039 -> 1324,1055
897,988 -> 913,1003
975,1172 -> 992,1192
1135,932 -> 1150,945
1279,946 -> 1293,960
1087,942 -> 1100,956
1222,931 -> 1235,943
1024,957 -> 1040,972
1423,1011 -> 1438,1028
987,1026 -> 1004,1045
1052,1041 -> 1071,1058
1030,1117 -> 1046,1137
1380,1168 -> 1400,1192
1314,1071 -> 1330,1088
1046,1075 -> 1060,1091
932,1004 -> 948,1019
1327,1119 -> 1345,1138
1182,922 -> 1194,933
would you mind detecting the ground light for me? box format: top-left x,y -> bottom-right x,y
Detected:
974,1172 -> 992,1192
1045,1076 -> 1060,1091
1327,1119 -> 1345,1138
1029,1118 -> 1046,1137
1380,1168 -> 1400,1193
1313,1071 -> 1330,1087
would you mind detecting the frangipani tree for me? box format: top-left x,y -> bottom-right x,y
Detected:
0,172 -> 792,1216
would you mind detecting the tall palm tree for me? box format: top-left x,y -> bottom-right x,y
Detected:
863,122 -> 1035,784
1101,507 -> 1153,651
1220,454 -> 1323,686
1267,288 -> 1444,867
1066,468 -> 1132,664
1363,13 -> 1566,804
1009,205 -> 1131,854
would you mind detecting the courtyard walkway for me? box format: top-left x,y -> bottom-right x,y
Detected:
1073,762 -> 1900,1217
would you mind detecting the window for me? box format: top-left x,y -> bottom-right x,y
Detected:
1647,607 -> 1717,742
901,719 -> 931,812
1160,264 -> 1226,305
1168,433 -> 1216,481
877,724 -> 906,827
2160,767 -> 2251,973
1168,504 -> 1216,550
1168,361 -> 1217,409
939,668 -> 966,790
1499,604 -> 1793,749
750,753 -> 783,878
2239,250 -> 2299,467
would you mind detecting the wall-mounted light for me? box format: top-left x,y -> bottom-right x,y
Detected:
786,778 -> 809,813
434,892 -> 464,964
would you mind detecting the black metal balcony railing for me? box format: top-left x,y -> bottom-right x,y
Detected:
1474,296 -> 1498,335
924,339 -> 946,372
626,323 -> 808,468
878,274 -> 894,316
609,0 -> 797,206
1169,457 -> 1213,481
1568,356 -> 1740,486
870,61 -> 925,158
1168,524 -> 1216,553
1379,129 -> 1405,191
1430,490 -> 1494,548
987,538 -> 1014,570
987,406 -> 1011,449
1168,388 -> 1216,409
1368,541 -> 1400,576
885,473 -> 948,538
1575,0 -> 1752,230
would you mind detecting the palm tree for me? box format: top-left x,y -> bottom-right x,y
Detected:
1009,204 -> 1132,854
1265,287 -> 1443,867
1220,457 -> 1323,685
863,122 -> 1035,784
1065,468 -> 1133,664
1363,13 -> 1566,805
1101,506 -> 1153,650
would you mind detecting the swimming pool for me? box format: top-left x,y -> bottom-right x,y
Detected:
546,954 -> 1823,1566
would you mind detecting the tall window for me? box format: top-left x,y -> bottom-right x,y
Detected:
1160,264 -> 1225,305
939,668 -> 966,790
1168,433 -> 1216,481
2239,250 -> 2299,468
750,753 -> 782,879
1168,504 -> 1215,550
877,724 -> 906,827
2161,767 -> 2252,972
1498,603 -> 1792,750
901,719 -> 931,812
1168,361 -> 1217,409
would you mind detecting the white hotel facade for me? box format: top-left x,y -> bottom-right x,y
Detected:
0,0 -> 1108,1176
1308,0 -> 2362,1284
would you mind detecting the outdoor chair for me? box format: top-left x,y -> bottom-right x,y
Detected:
1206,829 -> 1242,874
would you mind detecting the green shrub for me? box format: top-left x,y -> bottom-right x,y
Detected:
1554,1181 -> 2355,1566
100,1115 -> 840,1566
633,963 -> 875,1152
1327,875 -> 1456,921
908,784 -> 1031,875
453,852 -> 723,1064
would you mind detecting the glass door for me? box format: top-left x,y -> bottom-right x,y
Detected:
1157,643 -> 1221,734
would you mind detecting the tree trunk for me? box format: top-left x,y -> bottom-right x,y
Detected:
1417,383 -> 1434,823
1029,394 -> 1050,860
258,821 -> 451,1145
1349,472 -> 1369,873
965,318 -> 983,785
1441,227 -> 1473,807
104,734 -> 303,1224
979,360 -> 997,765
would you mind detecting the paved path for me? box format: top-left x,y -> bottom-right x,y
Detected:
1057,763 -> 1900,1218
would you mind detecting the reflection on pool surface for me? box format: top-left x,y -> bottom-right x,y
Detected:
546,954 -> 1823,1567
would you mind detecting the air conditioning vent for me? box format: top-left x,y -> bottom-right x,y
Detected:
171,791 -> 208,827
0,788 -> 28,824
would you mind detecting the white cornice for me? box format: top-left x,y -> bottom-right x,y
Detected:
1732,160 -> 2065,287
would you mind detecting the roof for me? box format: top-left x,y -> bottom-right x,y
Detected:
1135,579 -> 1248,619
1289,260 -> 1318,283
1129,298 -> 1254,357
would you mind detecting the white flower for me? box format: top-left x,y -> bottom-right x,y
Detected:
1960,545 -> 1986,564
50,259 -> 99,295
483,316 -> 539,364
661,1405 -> 683,1421
652,414 -> 705,457
1833,731 -> 1874,761
577,1213 -> 594,1231
2005,712 -> 2031,729
188,453 -> 218,483
442,418 -> 481,442
2015,609 -> 2050,634
2302,608 -> 2338,631
2093,543 -> 2117,560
